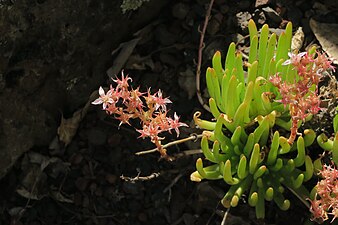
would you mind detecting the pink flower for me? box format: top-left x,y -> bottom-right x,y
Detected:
310,165 -> 338,223
112,70 -> 132,89
151,89 -> 172,111
269,74 -> 282,87
309,198 -> 327,222
92,86 -> 114,109
92,71 -> 189,159
314,52 -> 336,72
169,113 -> 188,137
137,124 -> 161,140
270,51 -> 333,144
282,52 -> 307,66
116,113 -> 133,126
106,103 -> 119,115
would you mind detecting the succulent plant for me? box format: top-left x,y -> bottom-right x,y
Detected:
189,20 -> 333,219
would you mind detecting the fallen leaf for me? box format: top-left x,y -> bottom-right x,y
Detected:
16,165 -> 48,200
16,187 -> 46,200
50,191 -> 74,203
8,207 -> 25,217
106,21 -> 160,78
57,91 -> 97,146
309,19 -> 338,64
291,27 -> 304,52
125,54 -> 155,70
106,37 -> 141,78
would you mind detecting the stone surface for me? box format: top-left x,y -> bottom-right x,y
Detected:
0,0 -> 169,179
262,6 -> 282,24
255,0 -> 270,8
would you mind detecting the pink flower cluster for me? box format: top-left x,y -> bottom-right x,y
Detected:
92,71 -> 188,158
310,165 -> 338,223
270,51 -> 334,144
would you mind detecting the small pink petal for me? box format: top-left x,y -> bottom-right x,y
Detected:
92,98 -> 103,105
99,86 -> 105,96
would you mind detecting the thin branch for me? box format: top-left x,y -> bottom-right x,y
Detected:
196,0 -> 215,112
135,134 -> 203,156
120,172 -> 160,182
220,208 -> 230,225
163,173 -> 184,193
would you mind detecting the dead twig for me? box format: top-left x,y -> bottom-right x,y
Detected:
220,208 -> 230,225
163,173 -> 184,194
120,172 -> 160,182
135,133 -> 203,156
196,0 -> 215,112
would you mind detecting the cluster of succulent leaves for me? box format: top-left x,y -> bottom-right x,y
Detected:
190,19 -> 336,219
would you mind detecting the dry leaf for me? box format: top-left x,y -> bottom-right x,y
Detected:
291,27 -> 304,52
125,54 -> 155,70
50,191 -> 74,203
106,37 -> 141,78
57,91 -> 97,146
16,187 -> 46,200
106,21 -> 160,78
309,19 -> 338,64
16,165 -> 48,200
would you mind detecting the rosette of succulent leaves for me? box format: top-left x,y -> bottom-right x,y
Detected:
191,19 -> 336,219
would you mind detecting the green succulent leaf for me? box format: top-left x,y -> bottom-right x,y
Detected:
294,136 -> 305,167
332,133 -> 338,165
334,108 -> 338,133
212,51 -> 224,83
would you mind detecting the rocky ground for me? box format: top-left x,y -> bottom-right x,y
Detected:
0,0 -> 338,224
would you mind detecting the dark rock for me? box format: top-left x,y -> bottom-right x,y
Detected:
238,0 -> 251,10
107,133 -> 122,148
206,18 -> 220,35
69,153 -> 83,165
172,3 -> 190,19
255,0 -> 270,8
262,7 -> 282,24
155,25 -> 177,46
159,52 -> 181,67
219,4 -> 229,14
128,200 -> 142,212
286,5 -> 303,27
138,212 -> 148,222
75,177 -> 89,192
122,182 -> 144,195
215,0 -> 226,5
170,191 -> 186,221
105,174 -> 118,184
0,0 -> 171,179
196,0 -> 210,5
253,9 -> 267,25
208,12 -> 223,36
87,127 -> 107,146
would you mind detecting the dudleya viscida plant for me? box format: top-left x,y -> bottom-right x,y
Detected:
309,107 -> 338,223
191,19 -> 334,219
92,71 -> 188,160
